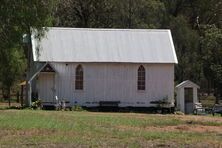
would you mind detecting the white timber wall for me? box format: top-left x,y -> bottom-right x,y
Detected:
176,88 -> 184,112
37,73 -> 55,102
37,63 -> 175,107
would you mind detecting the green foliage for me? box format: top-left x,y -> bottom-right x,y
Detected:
0,47 -> 26,86
200,95 -> 216,108
170,16 -> 201,82
150,96 -> 172,108
31,99 -> 42,109
0,46 -> 26,100
72,105 -> 85,111
111,0 -> 165,28
0,0 -> 56,99
201,25 -> 222,97
54,0 -> 165,28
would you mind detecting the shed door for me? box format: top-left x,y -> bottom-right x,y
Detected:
38,73 -> 55,102
184,88 -> 193,114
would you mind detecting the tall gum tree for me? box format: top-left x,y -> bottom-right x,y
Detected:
0,0 -> 56,106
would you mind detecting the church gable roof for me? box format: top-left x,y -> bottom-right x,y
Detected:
32,27 -> 178,64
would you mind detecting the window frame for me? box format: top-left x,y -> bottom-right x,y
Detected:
137,65 -> 145,90
75,65 -> 84,90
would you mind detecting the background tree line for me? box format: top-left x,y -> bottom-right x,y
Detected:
0,0 -> 221,102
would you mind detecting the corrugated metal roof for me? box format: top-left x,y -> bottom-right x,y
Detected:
31,27 -> 178,63
176,80 -> 200,89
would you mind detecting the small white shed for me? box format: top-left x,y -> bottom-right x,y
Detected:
175,80 -> 200,114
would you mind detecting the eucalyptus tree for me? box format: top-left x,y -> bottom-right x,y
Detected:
201,25 -> 222,101
0,0 -> 56,106
54,0 -> 165,29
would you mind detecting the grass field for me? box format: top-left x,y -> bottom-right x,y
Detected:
0,110 -> 222,147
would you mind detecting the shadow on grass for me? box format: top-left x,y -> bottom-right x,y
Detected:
83,106 -> 176,115
0,105 -> 174,115
0,106 -> 28,110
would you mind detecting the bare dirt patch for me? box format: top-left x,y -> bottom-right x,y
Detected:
166,125 -> 222,133
172,114 -> 222,123
87,112 -> 222,122
0,129 -> 57,138
117,124 -> 222,134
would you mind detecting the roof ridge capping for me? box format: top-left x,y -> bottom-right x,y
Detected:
45,27 -> 170,32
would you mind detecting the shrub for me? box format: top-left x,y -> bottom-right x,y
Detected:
72,105 -> 85,111
31,99 -> 42,110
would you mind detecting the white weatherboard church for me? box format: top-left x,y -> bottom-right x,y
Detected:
30,27 -> 178,107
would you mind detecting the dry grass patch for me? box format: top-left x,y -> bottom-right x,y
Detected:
0,110 -> 222,147
116,124 -> 222,134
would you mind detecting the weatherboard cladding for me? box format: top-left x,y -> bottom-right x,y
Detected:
31,27 -> 178,63
47,63 -> 174,106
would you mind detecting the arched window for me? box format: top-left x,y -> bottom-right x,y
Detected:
75,65 -> 83,90
138,65 -> 145,90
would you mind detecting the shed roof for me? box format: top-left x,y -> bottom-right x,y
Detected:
31,27 -> 178,63
176,80 -> 200,89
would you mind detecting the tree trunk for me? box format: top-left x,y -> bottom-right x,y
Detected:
127,0 -> 132,28
207,79 -> 210,95
216,85 -> 222,104
16,91 -> 19,103
6,87 -> 11,107
215,95 -> 219,104
25,31 -> 32,107
21,85 -> 24,107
